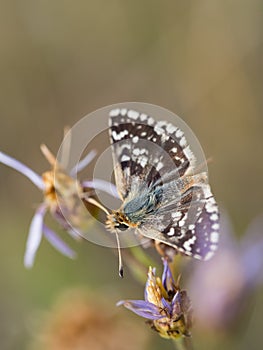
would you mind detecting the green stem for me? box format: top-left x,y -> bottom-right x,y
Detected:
123,246 -> 158,283
172,337 -> 194,350
129,245 -> 157,268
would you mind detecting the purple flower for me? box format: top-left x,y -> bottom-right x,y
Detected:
187,212 -> 263,331
0,145 -> 118,268
117,259 -> 193,339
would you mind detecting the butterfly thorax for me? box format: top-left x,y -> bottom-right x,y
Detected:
106,187 -> 162,232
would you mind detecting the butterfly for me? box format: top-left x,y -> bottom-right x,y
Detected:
97,108 -> 219,276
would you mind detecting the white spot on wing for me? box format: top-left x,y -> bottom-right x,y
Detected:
156,162 -> 163,171
138,155 -> 148,167
179,136 -> 187,147
204,251 -> 214,260
184,146 -> 195,162
154,123 -> 164,135
167,227 -> 175,236
203,185 -> 212,198
128,110 -> 139,120
205,199 -> 217,213
210,213 -> 219,221
121,155 -> 130,162
112,129 -> 129,141
172,212 -> 181,219
140,113 -> 148,121
109,109 -> 120,117
210,244 -> 218,251
133,148 -> 140,156
179,219 -> 185,227
183,236 -> 196,251
175,129 -> 184,138
166,123 -> 177,134
212,223 -> 219,230
147,117 -> 154,125
210,232 -> 219,243
120,108 -> 127,116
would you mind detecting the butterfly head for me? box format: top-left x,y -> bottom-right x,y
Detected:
106,210 -> 138,232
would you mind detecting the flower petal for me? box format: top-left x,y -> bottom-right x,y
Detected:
171,291 -> 182,315
0,151 -> 44,190
24,203 -> 47,268
82,179 -> 120,199
241,214 -> 263,286
144,266 -> 168,308
162,259 -> 175,292
70,150 -> 97,177
24,204 -> 47,268
43,224 -> 77,259
161,297 -> 172,315
117,299 -> 164,320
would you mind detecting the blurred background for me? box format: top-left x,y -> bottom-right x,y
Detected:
0,1 -> 262,349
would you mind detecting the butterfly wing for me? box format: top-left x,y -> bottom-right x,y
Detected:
109,108 -> 219,260
139,181 -> 220,260
109,108 -> 195,200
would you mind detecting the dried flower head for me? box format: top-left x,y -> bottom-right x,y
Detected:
0,140 -> 118,268
118,259 -> 193,339
30,289 -> 149,350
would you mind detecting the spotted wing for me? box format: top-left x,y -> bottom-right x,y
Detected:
109,108 -> 196,200
139,182 -> 220,260
109,108 -> 219,260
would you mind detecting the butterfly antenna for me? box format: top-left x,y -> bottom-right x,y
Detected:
115,231 -> 124,278
84,196 -> 123,277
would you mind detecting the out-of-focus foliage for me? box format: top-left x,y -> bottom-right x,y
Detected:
0,1 -> 262,349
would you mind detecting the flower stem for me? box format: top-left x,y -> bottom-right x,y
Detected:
129,246 -> 157,268
172,337 -> 194,350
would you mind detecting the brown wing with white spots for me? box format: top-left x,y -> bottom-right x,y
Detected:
109,108 -> 195,200
139,182 -> 220,260
109,108 -> 219,260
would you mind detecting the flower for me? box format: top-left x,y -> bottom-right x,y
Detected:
117,259 -> 193,339
0,144 -> 118,268
30,288 -> 150,350
187,212 -> 263,332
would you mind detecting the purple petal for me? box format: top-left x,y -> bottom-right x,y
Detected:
241,214 -> 263,286
43,224 -> 76,259
171,291 -> 189,316
70,150 -> 97,177
162,259 -> 175,292
161,297 -> 172,315
172,291 -> 180,304
187,246 -> 244,329
117,300 -> 164,320
24,203 -> 47,268
67,228 -> 82,240
82,179 -> 120,199
0,151 -> 44,190
217,208 -> 237,249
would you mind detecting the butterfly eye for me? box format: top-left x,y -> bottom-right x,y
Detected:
118,223 -> 129,231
